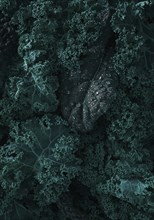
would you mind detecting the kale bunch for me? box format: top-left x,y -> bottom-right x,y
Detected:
0,0 -> 154,219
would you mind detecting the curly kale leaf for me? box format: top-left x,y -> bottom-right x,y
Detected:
7,62 -> 59,113
0,114 -> 82,216
96,144 -> 154,219
14,2 -> 60,114
57,0 -> 109,71
9,115 -> 82,206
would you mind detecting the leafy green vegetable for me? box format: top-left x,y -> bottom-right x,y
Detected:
0,0 -> 154,219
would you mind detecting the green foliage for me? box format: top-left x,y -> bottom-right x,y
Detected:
0,115 -> 81,218
57,0 -> 109,71
9,115 -> 81,205
0,0 -> 154,219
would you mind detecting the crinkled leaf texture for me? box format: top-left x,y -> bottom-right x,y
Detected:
60,47 -> 116,132
0,115 -> 81,216
8,63 -> 59,113
9,114 -> 81,206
